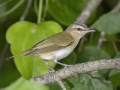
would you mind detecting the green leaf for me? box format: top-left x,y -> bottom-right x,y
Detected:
108,51 -> 120,89
109,70 -> 120,89
77,46 -> 111,63
6,21 -> 63,78
94,12 -> 120,34
67,74 -> 112,90
48,0 -> 89,26
115,51 -> 120,58
48,81 -> 70,90
6,77 -> 49,90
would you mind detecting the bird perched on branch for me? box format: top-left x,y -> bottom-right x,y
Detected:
7,22 -> 95,72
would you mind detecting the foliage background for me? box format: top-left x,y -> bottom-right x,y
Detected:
0,0 -> 120,90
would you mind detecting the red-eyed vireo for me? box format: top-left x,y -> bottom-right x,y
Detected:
7,23 -> 95,72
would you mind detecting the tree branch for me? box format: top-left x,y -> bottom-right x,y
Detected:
76,0 -> 103,23
32,58 -> 120,84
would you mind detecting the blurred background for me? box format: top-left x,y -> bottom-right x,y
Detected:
0,0 -> 120,90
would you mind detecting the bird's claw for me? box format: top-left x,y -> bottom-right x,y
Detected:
49,69 -> 55,73
63,64 -> 72,69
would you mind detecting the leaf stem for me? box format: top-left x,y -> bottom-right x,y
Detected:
37,0 -> 43,24
34,0 -> 38,15
0,0 -> 12,8
42,0 -> 48,21
0,0 -> 25,18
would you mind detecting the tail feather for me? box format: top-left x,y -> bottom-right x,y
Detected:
6,49 -> 32,60
6,54 -> 23,60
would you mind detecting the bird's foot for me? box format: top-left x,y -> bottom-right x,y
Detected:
49,69 -> 56,73
44,60 -> 56,73
63,64 -> 72,69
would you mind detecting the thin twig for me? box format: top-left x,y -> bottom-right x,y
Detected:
89,26 -> 94,45
102,38 -> 120,42
32,58 -> 120,84
97,32 -> 106,49
20,0 -> 33,20
112,41 -> 118,53
57,80 -> 66,90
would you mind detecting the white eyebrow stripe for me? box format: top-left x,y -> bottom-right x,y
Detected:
72,25 -> 85,29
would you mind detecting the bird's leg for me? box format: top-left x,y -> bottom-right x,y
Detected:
56,62 -> 72,69
44,60 -> 55,73
54,59 -> 72,69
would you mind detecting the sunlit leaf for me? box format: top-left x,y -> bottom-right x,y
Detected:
6,77 -> 49,90
6,21 -> 63,78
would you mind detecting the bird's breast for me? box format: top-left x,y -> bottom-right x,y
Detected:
39,47 -> 72,61
53,47 -> 73,60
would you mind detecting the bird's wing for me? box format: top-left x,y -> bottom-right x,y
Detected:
30,32 -> 74,54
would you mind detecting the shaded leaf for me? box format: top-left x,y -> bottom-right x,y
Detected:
109,70 -> 120,89
67,74 -> 112,90
49,81 -> 70,90
48,0 -> 89,26
94,12 -> 120,34
115,51 -> 120,58
0,61 -> 20,88
108,51 -> 120,89
77,46 -> 111,63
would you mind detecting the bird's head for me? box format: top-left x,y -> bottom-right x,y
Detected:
66,23 -> 95,39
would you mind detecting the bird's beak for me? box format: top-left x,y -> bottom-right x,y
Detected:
82,29 -> 95,32
89,29 -> 95,32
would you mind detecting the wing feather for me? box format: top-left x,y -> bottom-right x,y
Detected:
30,32 -> 74,54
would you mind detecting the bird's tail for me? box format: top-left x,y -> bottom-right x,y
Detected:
6,49 -> 32,60
6,54 -> 23,60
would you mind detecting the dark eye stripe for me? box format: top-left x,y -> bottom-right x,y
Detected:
77,28 -> 82,31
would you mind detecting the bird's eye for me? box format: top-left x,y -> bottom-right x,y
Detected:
77,28 -> 82,31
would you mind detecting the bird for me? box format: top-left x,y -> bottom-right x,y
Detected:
7,22 -> 95,72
